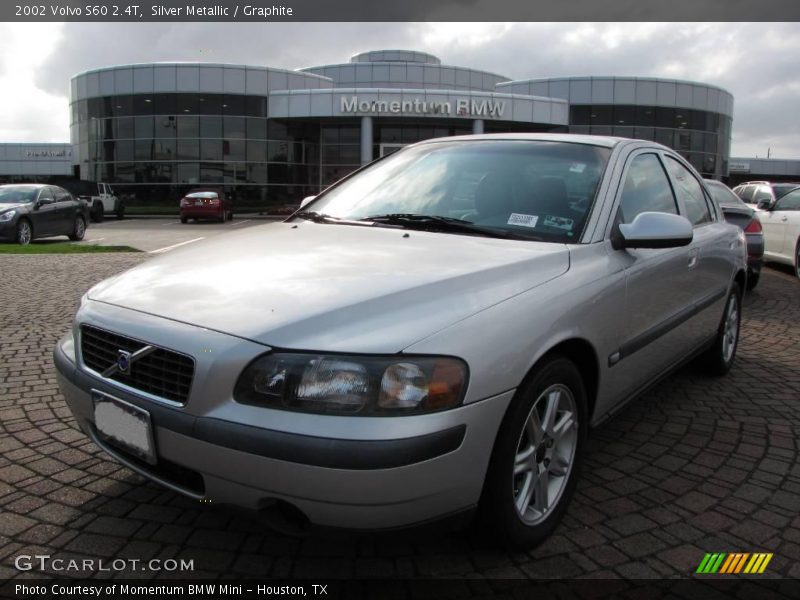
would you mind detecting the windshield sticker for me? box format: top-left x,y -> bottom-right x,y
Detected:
569,163 -> 586,173
508,213 -> 539,228
543,215 -> 574,231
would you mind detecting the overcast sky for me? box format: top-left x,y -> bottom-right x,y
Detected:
0,22 -> 797,159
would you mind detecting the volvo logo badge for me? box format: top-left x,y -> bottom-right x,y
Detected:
117,350 -> 133,374
102,345 -> 156,378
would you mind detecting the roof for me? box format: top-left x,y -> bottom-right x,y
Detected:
415,132 -> 631,149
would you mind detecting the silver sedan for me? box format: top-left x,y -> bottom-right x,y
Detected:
54,134 -> 747,547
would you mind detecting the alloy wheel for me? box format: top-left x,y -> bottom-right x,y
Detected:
721,294 -> 739,364
512,384 -> 578,525
75,218 -> 85,238
17,221 -> 31,245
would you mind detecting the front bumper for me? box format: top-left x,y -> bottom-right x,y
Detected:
54,312 -> 511,530
0,219 -> 17,240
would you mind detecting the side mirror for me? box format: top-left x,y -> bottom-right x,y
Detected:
614,212 -> 693,249
300,195 -> 316,209
756,199 -> 772,210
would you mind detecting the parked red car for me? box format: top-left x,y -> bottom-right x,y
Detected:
179,189 -> 233,223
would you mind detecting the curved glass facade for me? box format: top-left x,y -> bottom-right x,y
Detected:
72,91 -> 321,209
68,56 -> 734,212
568,104 -> 732,177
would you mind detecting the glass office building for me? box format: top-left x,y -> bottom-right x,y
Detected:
67,50 -> 734,211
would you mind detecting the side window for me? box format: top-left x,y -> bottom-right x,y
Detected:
665,156 -> 712,226
616,153 -> 678,224
38,188 -> 54,203
53,188 -> 70,202
753,186 -> 773,204
774,189 -> 800,211
737,185 -> 754,202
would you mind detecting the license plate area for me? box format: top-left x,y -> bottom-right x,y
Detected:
93,391 -> 157,465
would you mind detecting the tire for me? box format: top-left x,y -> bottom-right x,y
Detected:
479,355 -> 587,548
227,209 -> 234,221
746,271 -> 759,291
180,216 -> 188,224
91,202 -> 104,223
115,204 -> 125,220
16,219 -> 32,245
697,282 -> 742,376
795,240 -> 800,281
68,216 -> 86,241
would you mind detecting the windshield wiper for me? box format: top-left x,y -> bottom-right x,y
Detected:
361,214 -> 540,241
294,211 -> 372,227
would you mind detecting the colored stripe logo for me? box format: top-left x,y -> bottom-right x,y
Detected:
696,552 -> 773,574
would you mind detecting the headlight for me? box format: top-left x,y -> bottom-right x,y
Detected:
234,353 -> 468,415
0,210 -> 16,222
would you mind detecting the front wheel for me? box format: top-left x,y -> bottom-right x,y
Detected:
16,220 -> 32,245
795,240 -> 800,281
91,202 -> 104,223
697,283 -> 741,376
479,356 -> 587,548
68,216 -> 86,241
115,204 -> 125,220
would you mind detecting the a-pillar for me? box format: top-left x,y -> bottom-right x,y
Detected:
361,116 -> 373,164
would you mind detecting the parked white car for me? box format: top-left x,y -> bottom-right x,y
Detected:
756,188 -> 800,279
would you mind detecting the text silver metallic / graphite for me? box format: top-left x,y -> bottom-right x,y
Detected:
150,5 -> 294,17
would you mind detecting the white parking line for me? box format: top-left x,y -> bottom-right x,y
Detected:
232,219 -> 252,226
85,238 -> 105,243
149,237 -> 205,254
162,221 -> 182,226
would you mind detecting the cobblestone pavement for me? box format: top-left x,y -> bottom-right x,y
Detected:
1,255 -> 798,581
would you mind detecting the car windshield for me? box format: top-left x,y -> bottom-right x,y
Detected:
298,140 -> 611,242
772,183 -> 800,199
0,186 -> 39,203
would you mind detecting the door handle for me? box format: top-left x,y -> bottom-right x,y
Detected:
782,216 -> 788,221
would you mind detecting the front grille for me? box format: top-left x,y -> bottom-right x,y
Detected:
81,324 -> 194,404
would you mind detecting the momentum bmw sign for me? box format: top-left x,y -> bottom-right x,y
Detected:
340,96 -> 507,118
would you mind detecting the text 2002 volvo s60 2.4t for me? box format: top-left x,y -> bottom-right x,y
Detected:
54,134 -> 747,546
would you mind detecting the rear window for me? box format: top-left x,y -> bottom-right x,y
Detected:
707,182 -> 747,208
186,192 -> 218,199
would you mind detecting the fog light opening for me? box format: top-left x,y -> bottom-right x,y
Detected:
257,499 -> 311,537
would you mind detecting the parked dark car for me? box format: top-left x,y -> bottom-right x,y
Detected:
179,188 -> 233,223
706,180 -> 764,290
0,184 -> 90,245
732,181 -> 799,208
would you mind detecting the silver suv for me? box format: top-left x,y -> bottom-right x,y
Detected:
732,180 -> 799,208
54,134 -> 747,547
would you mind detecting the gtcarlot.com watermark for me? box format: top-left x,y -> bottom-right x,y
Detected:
14,554 -> 194,573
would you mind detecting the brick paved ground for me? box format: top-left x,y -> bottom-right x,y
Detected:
0,254 -> 798,581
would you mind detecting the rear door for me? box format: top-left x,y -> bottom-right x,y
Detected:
52,187 -> 76,235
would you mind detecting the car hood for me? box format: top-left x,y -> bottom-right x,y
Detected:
88,222 -> 570,353
0,203 -> 28,212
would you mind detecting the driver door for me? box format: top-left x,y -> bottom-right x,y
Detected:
604,151 -> 696,402
31,187 -> 57,236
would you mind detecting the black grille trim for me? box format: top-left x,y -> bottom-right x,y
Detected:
80,324 -> 195,404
